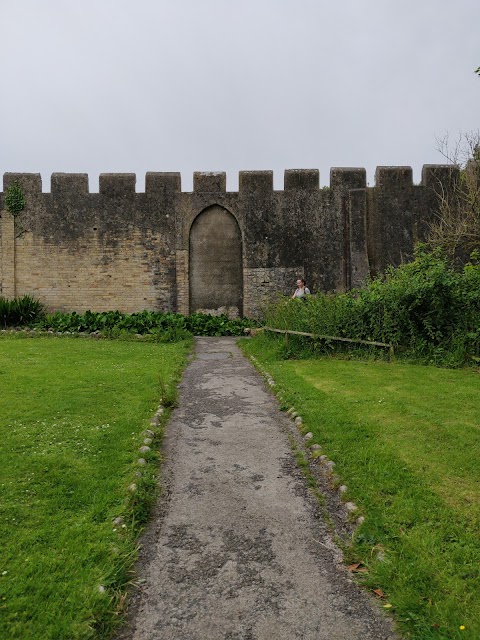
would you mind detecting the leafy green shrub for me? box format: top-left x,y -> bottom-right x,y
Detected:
184,312 -> 253,336
0,298 -> 10,328
263,246 -> 480,365
0,295 -> 45,327
30,308 -> 256,340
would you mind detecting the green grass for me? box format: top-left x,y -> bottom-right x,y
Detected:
0,334 -> 191,639
240,335 -> 480,640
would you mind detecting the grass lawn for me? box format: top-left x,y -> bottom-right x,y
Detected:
0,334 -> 191,640
241,336 -> 480,640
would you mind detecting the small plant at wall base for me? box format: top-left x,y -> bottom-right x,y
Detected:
4,181 -> 26,217
1,302 -> 256,338
0,295 -> 45,328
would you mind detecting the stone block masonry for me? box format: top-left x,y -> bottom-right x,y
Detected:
243,267 -> 303,317
0,213 -> 15,298
0,166 -> 456,316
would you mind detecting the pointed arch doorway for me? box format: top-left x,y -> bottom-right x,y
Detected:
189,205 -> 243,316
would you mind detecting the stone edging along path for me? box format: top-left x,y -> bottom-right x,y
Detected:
247,353 -> 365,534
116,336 -> 398,640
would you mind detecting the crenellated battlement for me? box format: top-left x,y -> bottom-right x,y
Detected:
145,172 -> 181,194
421,164 -> 460,189
1,165 -> 457,197
51,173 -> 89,196
375,166 -> 413,189
284,169 -> 319,190
0,164 -> 459,318
193,172 -> 226,193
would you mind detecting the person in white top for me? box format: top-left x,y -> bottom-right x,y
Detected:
292,278 -> 310,299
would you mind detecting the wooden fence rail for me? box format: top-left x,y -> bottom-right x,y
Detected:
262,327 -> 395,356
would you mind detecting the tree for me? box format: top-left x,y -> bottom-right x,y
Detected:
428,131 -> 480,263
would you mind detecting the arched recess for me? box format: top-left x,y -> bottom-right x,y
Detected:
189,205 -> 243,316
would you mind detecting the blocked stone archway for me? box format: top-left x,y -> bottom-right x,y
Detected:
189,206 -> 243,316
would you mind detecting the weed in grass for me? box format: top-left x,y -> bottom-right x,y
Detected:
157,374 -> 178,408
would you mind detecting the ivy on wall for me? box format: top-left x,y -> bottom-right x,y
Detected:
4,181 -> 26,217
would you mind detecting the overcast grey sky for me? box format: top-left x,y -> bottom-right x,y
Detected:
1,0 -> 479,190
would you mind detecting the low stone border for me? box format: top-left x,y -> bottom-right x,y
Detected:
93,399 -> 169,595
106,399 -> 167,567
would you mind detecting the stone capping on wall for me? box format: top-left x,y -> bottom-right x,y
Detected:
284,169 -> 319,190
3,173 -> 42,194
420,164 -> 460,189
1,166 -> 458,197
330,168 -> 367,191
375,166 -> 413,189
239,171 -> 274,193
51,173 -> 89,195
145,172 -> 181,194
99,173 -> 136,198
193,172 -> 226,193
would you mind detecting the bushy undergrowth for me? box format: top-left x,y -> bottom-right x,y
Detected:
5,305 -> 255,340
1,294 -> 256,340
0,295 -> 45,328
263,246 -> 480,365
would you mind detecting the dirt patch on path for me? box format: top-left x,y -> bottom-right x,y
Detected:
116,337 -> 398,640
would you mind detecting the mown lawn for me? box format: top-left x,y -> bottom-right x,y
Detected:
241,336 -> 480,640
0,335 -> 191,640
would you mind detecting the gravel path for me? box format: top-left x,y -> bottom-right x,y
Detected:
118,337 -> 398,640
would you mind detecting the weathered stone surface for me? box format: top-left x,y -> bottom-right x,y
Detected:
193,172 -> 226,193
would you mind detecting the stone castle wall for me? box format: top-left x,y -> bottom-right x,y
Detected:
0,165 -> 458,317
